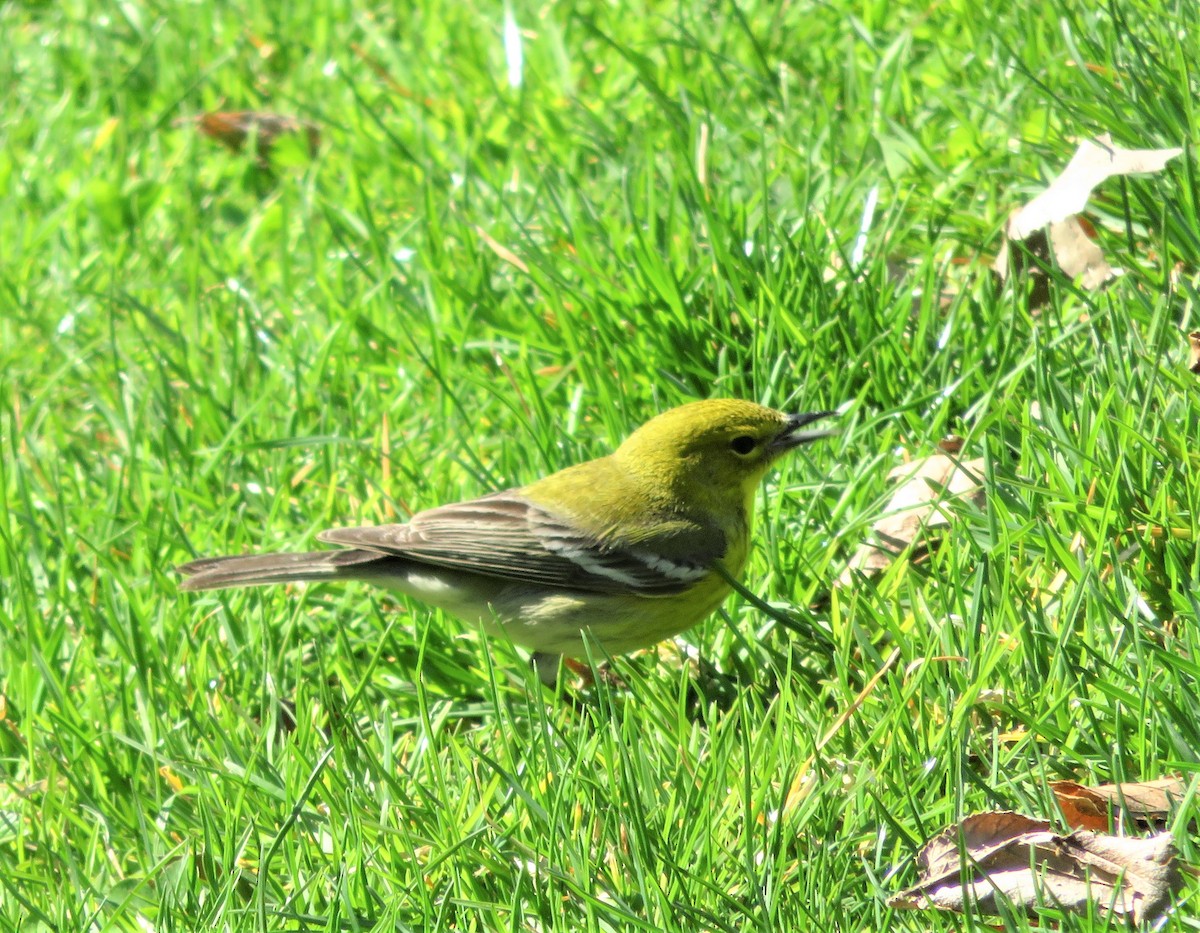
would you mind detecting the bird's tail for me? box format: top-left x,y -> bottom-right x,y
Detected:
177,549 -> 391,591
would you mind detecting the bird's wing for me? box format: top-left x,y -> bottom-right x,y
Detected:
316,492 -> 721,596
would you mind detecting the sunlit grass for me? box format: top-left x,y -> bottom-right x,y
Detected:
1,0 -> 1198,929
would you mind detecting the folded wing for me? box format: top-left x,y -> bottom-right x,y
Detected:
317,491 -> 720,596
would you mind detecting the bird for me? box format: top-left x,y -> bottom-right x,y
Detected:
177,399 -> 835,681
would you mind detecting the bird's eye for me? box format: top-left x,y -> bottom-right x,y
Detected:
730,435 -> 757,455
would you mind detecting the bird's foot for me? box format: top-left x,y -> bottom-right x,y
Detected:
530,653 -> 627,690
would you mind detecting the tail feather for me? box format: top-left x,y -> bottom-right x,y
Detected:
177,549 -> 392,591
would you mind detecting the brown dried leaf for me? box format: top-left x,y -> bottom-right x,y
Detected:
913,812 -> 1052,880
1188,331 -> 1200,374
1054,783 -> 1115,832
836,453 -> 985,586
1008,134 -> 1181,240
1049,217 -> 1112,288
993,134 -> 1181,306
890,811 -> 1182,924
994,216 -> 1115,305
192,111 -> 320,161
1052,776 -> 1190,831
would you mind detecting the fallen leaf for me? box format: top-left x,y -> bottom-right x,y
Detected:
1008,135 -> 1181,240
890,811 -> 1182,924
935,434 -> 965,455
994,217 -> 1117,308
1188,331 -> 1200,374
190,111 -> 320,162
1048,217 -> 1112,289
836,450 -> 985,586
1052,776 -> 1190,832
993,134 -> 1181,306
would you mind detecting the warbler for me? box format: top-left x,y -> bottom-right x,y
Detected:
178,399 -> 834,678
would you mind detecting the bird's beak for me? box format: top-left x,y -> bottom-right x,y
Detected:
770,411 -> 838,453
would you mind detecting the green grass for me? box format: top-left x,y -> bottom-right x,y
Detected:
3,0 -> 1199,929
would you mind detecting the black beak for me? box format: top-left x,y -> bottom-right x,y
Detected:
770,410 -> 838,453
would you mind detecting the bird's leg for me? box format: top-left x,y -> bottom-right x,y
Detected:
530,652 -> 563,687
530,652 -> 624,689
562,657 -> 595,682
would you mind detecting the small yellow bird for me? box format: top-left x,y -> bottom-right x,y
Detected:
178,399 -> 834,679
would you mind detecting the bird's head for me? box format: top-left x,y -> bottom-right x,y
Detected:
613,399 -> 835,512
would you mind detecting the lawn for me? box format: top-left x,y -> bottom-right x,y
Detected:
2,0 -> 1198,929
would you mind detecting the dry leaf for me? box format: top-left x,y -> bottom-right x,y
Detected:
1008,134 -> 1181,240
890,811 -> 1182,924
993,134 -> 1181,306
836,452 -> 985,586
1053,776 -> 1190,832
191,111 -> 320,161
1048,217 -> 1112,288
935,435 -> 965,455
993,218 -> 1115,308
1188,331 -> 1200,374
